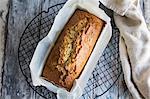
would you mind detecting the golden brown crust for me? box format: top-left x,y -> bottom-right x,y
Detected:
42,9 -> 105,91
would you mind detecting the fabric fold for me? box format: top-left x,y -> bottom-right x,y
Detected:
99,0 -> 134,16
100,0 -> 150,98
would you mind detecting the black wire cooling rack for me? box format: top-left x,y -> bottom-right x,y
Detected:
18,2 -> 122,99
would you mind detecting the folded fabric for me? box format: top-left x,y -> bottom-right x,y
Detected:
100,0 -> 150,99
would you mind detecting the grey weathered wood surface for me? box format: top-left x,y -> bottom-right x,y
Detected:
1,0 -> 150,99
1,0 -> 66,99
0,0 -> 8,96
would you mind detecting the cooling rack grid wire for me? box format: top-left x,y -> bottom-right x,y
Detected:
18,2 -> 122,99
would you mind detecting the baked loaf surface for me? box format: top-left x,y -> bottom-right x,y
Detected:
42,9 -> 105,91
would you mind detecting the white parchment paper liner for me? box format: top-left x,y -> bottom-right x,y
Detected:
29,0 -> 112,99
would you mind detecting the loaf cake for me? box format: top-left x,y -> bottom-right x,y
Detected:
42,9 -> 105,91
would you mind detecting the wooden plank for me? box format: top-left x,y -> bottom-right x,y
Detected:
2,0 -> 149,99
1,0 -> 66,99
0,0 -> 9,96
143,0 -> 150,30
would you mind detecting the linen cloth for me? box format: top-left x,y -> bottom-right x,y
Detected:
100,0 -> 150,99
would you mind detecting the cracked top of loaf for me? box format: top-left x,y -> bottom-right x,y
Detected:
42,9 -> 105,91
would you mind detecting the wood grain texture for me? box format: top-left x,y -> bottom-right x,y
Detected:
0,0 -> 8,96
143,0 -> 150,30
1,0 -> 149,99
1,0 -> 66,99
